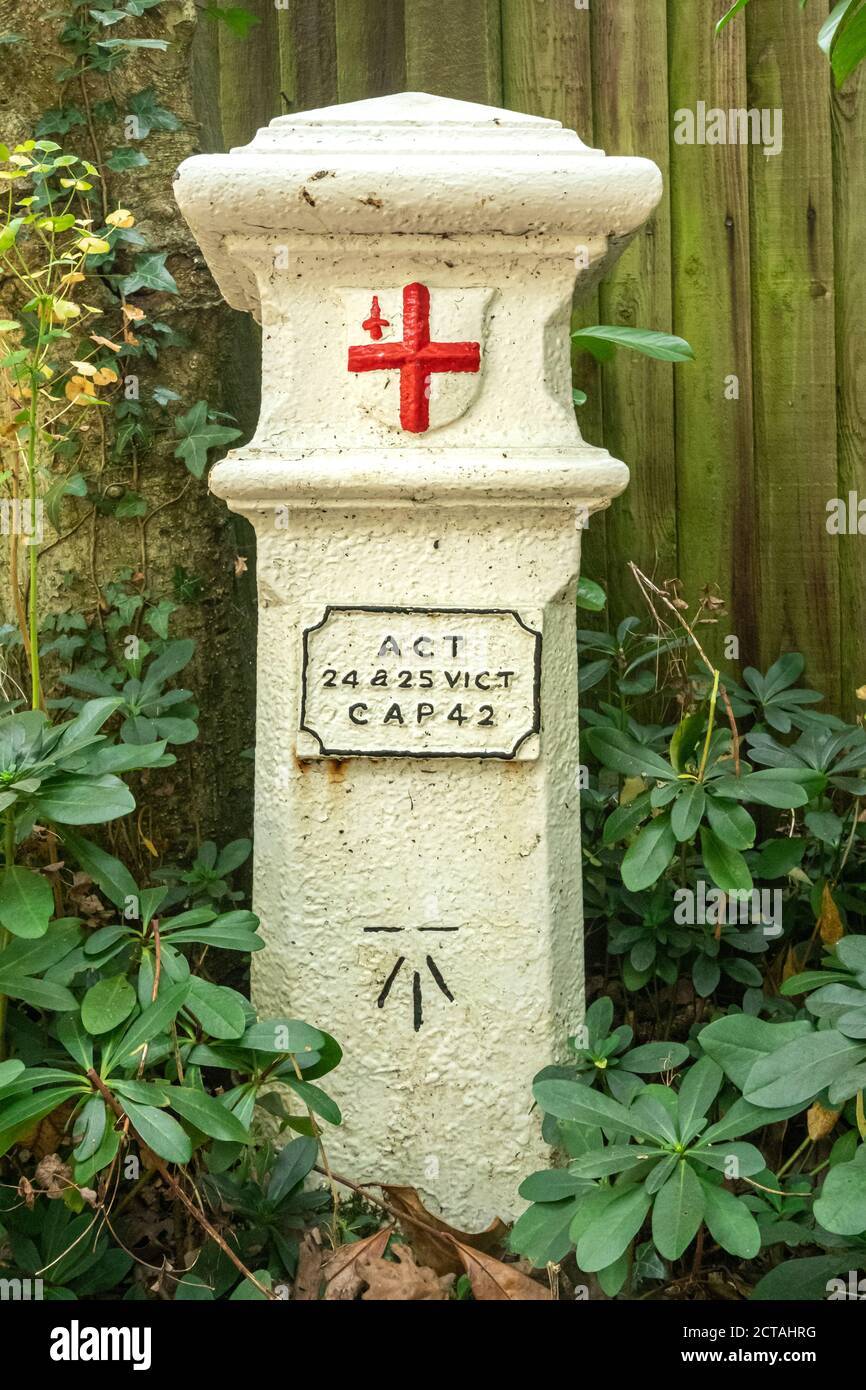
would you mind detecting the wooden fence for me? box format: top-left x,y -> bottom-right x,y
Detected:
211,0 -> 865,713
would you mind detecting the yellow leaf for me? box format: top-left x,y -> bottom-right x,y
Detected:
90,334 -> 122,353
807,1102 -> 839,1141
60,272 -> 85,287
857,1091 -> 866,1142
92,367 -> 118,386
857,685 -> 866,702
818,882 -> 844,945
50,299 -> 81,324
106,208 -> 134,228
70,360 -> 97,377
619,776 -> 646,807
75,236 -> 110,255
122,304 -> 145,321
65,375 -> 95,403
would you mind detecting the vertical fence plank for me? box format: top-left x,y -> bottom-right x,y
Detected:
591,0 -> 675,625
335,0 -> 406,102
500,0 -> 608,594
832,52 -> 866,715
279,0 -> 339,112
218,0 -> 283,146
667,0 -> 755,668
746,1 -> 838,703
404,0 -> 502,104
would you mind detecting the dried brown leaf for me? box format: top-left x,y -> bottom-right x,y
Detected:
360,1244 -> 453,1301
292,1230 -> 323,1301
322,1226 -> 393,1301
818,883 -> 844,945
807,1102 -> 840,1142
453,1241 -> 551,1301
381,1185 -> 508,1277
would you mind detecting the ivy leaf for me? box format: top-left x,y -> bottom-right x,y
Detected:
106,147 -> 149,172
97,38 -> 171,51
118,252 -> 178,297
35,107 -> 85,137
174,400 -> 242,478
203,5 -> 262,38
127,86 -> 181,138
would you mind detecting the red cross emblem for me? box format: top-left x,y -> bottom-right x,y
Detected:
348,282 -> 481,434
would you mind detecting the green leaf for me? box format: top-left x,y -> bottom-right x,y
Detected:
620,1041 -> 689,1075
81,975 -> 136,1035
0,1086 -> 86,1156
829,0 -> 866,84
585,727 -> 676,781
602,791 -> 652,846
112,981 -> 190,1066
699,826 -> 752,893
715,0 -> 751,36
269,1135 -> 319,1203
751,1253 -> 858,1301
621,814 -> 676,892
576,1184 -> 651,1272
511,1196 -> 585,1267
652,1160 -> 705,1261
744,1030 -> 866,1108
185,978 -> 247,1040
572,325 -> 694,363
518,1169 -> 592,1202
173,400 -> 242,479
576,577 -> 606,612
713,769 -> 820,810
35,774 -> 135,825
699,1178 -> 761,1258
73,1096 -> 107,1162
0,866 -> 53,939
118,252 -> 178,297
126,84 -> 180,135
106,147 -> 149,172
705,796 -> 755,851
240,1019 -> 325,1055
119,1098 -> 192,1164
534,1079 -> 637,1138
202,5 -> 262,38
752,838 -> 805,879
813,1153 -> 866,1236
676,1058 -> 723,1144
699,1015 -> 815,1091
285,1078 -> 341,1126
0,1059 -> 25,1095
671,782 -> 705,842
0,972 -> 77,1011
166,1087 -> 249,1143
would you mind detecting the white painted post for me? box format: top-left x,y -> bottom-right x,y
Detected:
175,93 -> 661,1226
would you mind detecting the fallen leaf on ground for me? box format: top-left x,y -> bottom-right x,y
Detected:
32,1153 -> 73,1200
322,1226 -> 393,1300
360,1244 -> 454,1301
381,1185 -> 509,1277
454,1243 -> 550,1300
292,1231 -> 323,1300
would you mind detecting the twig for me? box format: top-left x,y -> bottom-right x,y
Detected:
86,1068 -> 276,1300
629,563 -> 741,775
